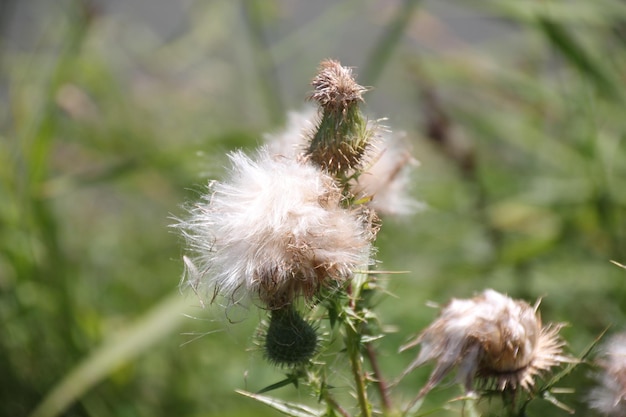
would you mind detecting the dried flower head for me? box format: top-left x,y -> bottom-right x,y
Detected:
588,332 -> 626,416
309,60 -> 367,110
400,289 -> 568,398
175,147 -> 373,310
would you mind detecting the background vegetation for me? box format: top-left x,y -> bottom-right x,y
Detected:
1,0 -> 625,416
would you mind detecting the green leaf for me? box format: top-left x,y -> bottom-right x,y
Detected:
236,390 -> 323,417
257,374 -> 301,394
327,300 -> 339,329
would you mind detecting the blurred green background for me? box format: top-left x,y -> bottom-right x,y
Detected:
1,0 -> 625,416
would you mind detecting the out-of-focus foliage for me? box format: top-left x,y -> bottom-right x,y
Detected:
1,1 -> 624,416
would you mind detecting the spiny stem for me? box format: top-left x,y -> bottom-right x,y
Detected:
365,342 -> 392,414
345,321 -> 371,417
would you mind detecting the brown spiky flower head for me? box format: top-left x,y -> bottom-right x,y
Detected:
306,60 -> 373,175
309,60 -> 367,109
400,289 -> 569,398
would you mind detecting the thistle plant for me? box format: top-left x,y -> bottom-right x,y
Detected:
175,60 -> 582,417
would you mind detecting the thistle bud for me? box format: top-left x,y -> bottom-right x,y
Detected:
263,306 -> 318,367
306,60 -> 373,175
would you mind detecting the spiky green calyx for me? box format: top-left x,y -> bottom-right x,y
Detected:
264,306 -> 318,367
307,60 -> 373,175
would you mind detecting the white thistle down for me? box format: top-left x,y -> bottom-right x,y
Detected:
175,147 -> 373,309
264,107 -> 318,159
400,289 -> 569,398
588,332 -> 626,416
351,130 -> 421,216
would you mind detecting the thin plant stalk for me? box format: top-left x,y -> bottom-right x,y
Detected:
345,320 -> 372,417
323,391 -> 352,417
365,342 -> 392,414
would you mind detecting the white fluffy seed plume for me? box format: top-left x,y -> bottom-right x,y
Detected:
400,289 -> 569,398
351,129 -> 422,216
588,332 -> 626,416
175,147 -> 373,309
264,107 -> 318,159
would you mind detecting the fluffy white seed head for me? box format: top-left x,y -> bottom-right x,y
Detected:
588,332 -> 626,416
176,147 -> 373,309
351,129 -> 422,216
400,289 -> 568,398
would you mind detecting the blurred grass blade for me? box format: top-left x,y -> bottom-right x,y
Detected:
269,0 -> 358,63
241,0 -> 284,125
236,390 -> 323,417
29,293 -> 194,417
362,0 -> 420,86
537,18 -> 619,100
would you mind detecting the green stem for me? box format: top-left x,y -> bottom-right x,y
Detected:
345,321 -> 371,417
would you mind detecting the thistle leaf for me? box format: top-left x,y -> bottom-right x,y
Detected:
257,375 -> 301,394
236,390 -> 323,417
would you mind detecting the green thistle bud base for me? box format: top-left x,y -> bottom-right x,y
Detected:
264,307 -> 318,367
